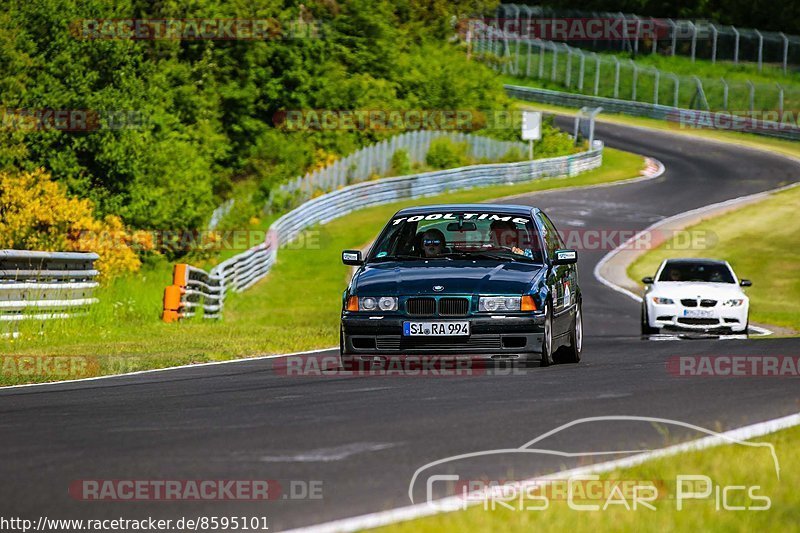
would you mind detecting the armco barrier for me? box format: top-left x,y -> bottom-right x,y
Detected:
162,143 -> 604,321
0,250 -> 100,328
506,85 -> 800,141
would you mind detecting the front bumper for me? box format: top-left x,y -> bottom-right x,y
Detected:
648,302 -> 748,332
341,314 -> 545,358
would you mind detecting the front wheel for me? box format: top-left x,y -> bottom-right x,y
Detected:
641,305 -> 659,335
540,303 -> 554,367
556,304 -> 582,364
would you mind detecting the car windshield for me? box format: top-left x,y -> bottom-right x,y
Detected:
657,262 -> 735,283
368,211 -> 544,264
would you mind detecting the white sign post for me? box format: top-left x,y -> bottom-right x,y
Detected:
521,111 -> 542,160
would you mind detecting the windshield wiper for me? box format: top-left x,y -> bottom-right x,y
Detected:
370,254 -> 423,262
444,251 -> 526,262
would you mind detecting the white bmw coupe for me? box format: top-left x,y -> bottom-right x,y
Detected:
641,258 -> 751,334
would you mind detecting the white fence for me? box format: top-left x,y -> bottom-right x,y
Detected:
209,131 -> 529,230
164,143 -> 604,321
496,4 -> 800,73
0,250 -> 99,332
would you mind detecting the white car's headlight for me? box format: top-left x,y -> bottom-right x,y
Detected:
479,296 -> 521,312
651,297 -> 675,305
358,296 -> 397,312
722,299 -> 745,307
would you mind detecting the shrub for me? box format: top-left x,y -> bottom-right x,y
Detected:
390,149 -> 412,175
425,137 -> 470,169
0,168 -> 153,280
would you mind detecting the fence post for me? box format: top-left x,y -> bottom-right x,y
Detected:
721,78 -> 728,110
651,17 -> 659,54
565,47 -> 572,87
613,57 -> 620,99
755,29 -> 763,72
669,19 -> 677,56
777,83 -> 785,118
578,50 -> 585,91
653,69 -> 660,105
710,24 -> 718,63
692,76 -> 710,110
689,22 -> 697,62
747,80 -> 755,114
551,44 -> 558,81
671,74 -> 680,108
630,60 -> 638,101
732,26 -> 740,64
781,33 -> 789,75
538,42 -> 545,79
526,39 -> 532,77
594,54 -> 600,96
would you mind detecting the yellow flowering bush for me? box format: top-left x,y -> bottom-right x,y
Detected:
0,168 -> 153,280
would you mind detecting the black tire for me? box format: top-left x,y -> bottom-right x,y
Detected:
540,303 -> 554,367
555,303 -> 582,364
641,305 -> 659,335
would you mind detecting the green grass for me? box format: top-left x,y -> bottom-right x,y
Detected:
0,148 -> 643,385
499,46 -> 800,116
374,424 -> 800,532
628,185 -> 800,330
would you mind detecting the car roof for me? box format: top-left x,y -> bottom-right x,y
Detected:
662,258 -> 728,266
394,204 -> 539,216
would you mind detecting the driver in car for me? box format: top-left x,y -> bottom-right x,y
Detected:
418,228 -> 447,258
490,220 -> 533,258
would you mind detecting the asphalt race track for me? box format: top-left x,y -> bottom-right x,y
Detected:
2,120 -> 799,531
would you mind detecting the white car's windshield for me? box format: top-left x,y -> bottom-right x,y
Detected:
658,262 -> 735,283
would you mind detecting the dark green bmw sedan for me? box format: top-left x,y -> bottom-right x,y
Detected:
340,204 -> 582,368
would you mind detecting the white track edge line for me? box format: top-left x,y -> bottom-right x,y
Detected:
0,346 -> 338,391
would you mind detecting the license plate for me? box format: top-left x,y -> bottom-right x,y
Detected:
683,309 -> 714,318
403,321 -> 470,336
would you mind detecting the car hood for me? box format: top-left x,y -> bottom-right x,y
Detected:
353,261 -> 546,296
651,281 -> 745,300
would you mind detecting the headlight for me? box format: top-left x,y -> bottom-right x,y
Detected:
479,296 -> 521,312
651,297 -> 674,305
358,296 -> 397,312
378,296 -> 398,311
723,299 -> 745,307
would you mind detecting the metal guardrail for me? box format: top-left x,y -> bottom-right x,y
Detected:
163,144 -> 604,321
0,250 -> 100,327
506,85 -> 800,141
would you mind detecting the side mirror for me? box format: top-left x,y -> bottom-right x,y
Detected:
642,277 -> 654,284
740,279 -> 752,287
342,250 -> 363,266
552,249 -> 578,265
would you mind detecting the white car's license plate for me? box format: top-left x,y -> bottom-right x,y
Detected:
403,321 -> 470,336
683,309 -> 714,318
